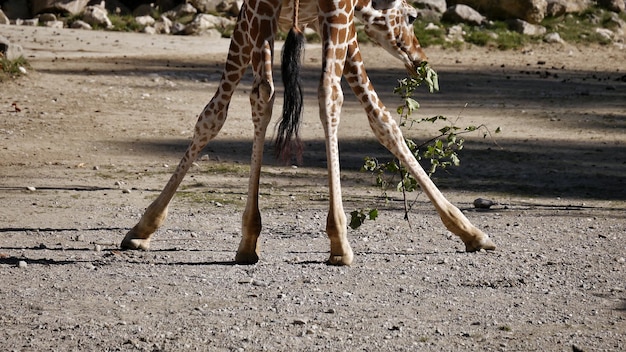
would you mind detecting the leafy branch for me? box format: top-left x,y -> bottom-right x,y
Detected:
350,63 -> 499,230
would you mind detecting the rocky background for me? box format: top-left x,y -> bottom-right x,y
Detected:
1,1 -> 624,34
1,0 -> 625,60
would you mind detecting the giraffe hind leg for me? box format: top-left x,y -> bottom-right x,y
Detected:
235,10 -> 279,264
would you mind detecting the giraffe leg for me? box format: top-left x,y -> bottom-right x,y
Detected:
234,0 -> 280,264
121,95 -> 240,250
320,81 -> 354,265
316,2 -> 356,266
121,8 -> 252,251
343,40 -> 495,252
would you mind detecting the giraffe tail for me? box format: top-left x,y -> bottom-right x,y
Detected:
276,26 -> 304,163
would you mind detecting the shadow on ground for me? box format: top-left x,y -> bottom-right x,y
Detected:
45,55 -> 625,201
113,135 -> 626,201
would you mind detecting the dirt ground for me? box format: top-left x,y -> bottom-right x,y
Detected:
1,25 -> 625,351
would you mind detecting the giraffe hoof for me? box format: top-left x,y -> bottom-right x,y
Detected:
235,251 -> 259,265
327,253 -> 353,266
464,236 -> 496,252
121,231 -> 151,250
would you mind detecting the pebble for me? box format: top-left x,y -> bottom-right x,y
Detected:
122,188 -> 131,194
473,198 -> 496,209
94,244 -> 102,252
252,279 -> 268,287
293,318 -> 308,325
26,186 -> 36,191
18,260 -> 27,268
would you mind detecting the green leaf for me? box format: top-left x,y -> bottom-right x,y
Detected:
349,210 -> 366,230
406,98 -> 420,112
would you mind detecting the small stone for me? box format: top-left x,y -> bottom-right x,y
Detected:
18,260 -> 27,268
293,318 -> 308,325
544,32 -> 564,44
94,244 -> 102,252
26,186 -> 36,191
252,279 -> 268,287
122,189 -> 131,194
473,198 -> 496,209
76,234 -> 85,241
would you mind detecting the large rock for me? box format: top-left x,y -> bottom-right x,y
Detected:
449,0 -> 548,24
183,13 -> 233,35
442,4 -> 486,25
188,0 -> 221,14
82,5 -> 113,29
508,18 -> 547,35
598,0 -> 626,12
546,0 -> 593,17
154,15 -> 173,34
132,3 -> 156,17
31,0 -> 90,15
544,32 -> 565,43
163,3 -> 197,20
70,19 -> 93,29
0,35 -> 24,60
413,0 -> 447,13
215,0 -> 242,16
135,15 -> 156,27
1,0 -> 31,19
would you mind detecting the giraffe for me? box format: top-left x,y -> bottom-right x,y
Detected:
121,0 -> 496,265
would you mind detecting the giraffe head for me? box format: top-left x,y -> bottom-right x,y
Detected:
356,0 -> 428,76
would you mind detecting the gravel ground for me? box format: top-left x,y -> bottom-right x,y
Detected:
1,25 -> 625,351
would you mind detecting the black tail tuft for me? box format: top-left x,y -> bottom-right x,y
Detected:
276,27 -> 305,163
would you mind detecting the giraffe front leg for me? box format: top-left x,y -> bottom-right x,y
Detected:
342,40 -> 495,252
434,200 -> 496,251
122,69 -> 239,250
326,204 -> 354,266
373,111 -> 496,252
121,150 -> 195,250
121,202 -> 168,250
